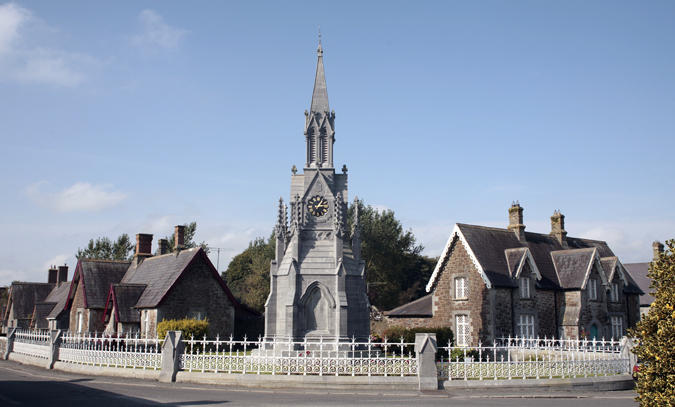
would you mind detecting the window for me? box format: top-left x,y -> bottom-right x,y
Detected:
611,282 -> 620,302
611,316 -> 623,339
77,312 -> 83,333
455,277 -> 468,299
518,314 -> 535,338
192,311 -> 202,320
456,315 -> 469,346
588,279 -> 597,300
519,277 -> 531,299
144,311 -> 150,336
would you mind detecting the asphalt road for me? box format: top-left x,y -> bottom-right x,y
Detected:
0,360 -> 639,406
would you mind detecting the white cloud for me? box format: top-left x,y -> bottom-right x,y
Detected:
43,254 -> 69,270
26,181 -> 128,213
132,9 -> 188,51
0,2 -> 95,86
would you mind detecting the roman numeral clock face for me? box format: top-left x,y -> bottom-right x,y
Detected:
307,195 -> 328,217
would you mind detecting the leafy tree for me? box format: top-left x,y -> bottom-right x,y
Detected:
222,233 -> 275,313
76,234 -> 134,260
157,221 -> 210,254
348,200 -> 436,310
630,239 -> 675,406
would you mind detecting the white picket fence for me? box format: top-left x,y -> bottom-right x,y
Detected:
180,335 -> 419,376
437,336 -> 630,380
12,329 -> 51,359
59,331 -> 163,370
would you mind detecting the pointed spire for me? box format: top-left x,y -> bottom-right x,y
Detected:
310,30 -> 329,113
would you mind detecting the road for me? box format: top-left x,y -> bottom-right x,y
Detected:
0,360 -> 638,406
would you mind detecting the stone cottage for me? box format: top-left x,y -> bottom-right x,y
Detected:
386,203 -> 643,346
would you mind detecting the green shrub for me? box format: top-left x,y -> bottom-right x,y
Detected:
449,348 -> 483,362
157,318 -> 209,341
381,326 -> 454,358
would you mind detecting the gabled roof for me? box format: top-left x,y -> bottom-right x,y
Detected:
624,262 -> 653,305
4,282 -> 55,320
121,247 -> 238,308
104,284 -> 146,324
384,294 -> 432,317
426,223 -> 626,293
551,248 -> 604,289
505,247 -> 541,280
32,302 -> 56,329
67,259 -> 131,309
45,281 -> 71,320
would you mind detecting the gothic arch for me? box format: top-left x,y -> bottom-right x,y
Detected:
299,281 -> 336,335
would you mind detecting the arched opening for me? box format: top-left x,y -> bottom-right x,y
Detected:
305,287 -> 328,332
590,324 -> 599,341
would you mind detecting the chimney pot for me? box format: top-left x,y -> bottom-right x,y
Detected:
174,225 -> 186,252
58,264 -> 68,283
653,241 -> 665,262
550,210 -> 568,248
48,265 -> 58,284
158,239 -> 169,255
507,202 -> 526,242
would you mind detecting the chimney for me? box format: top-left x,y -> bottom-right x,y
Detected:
58,264 -> 68,283
507,201 -> 526,242
550,210 -> 568,248
48,265 -> 58,284
158,239 -> 169,255
653,241 -> 665,262
174,225 -> 185,252
135,233 -> 153,262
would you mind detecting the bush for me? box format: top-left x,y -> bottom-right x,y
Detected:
630,239 -> 675,407
381,326 -> 454,358
157,318 -> 209,341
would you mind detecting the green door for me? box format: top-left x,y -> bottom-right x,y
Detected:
590,324 -> 599,340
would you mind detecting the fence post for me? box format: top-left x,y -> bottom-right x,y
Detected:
159,331 -> 184,383
3,327 -> 16,360
48,330 -> 63,369
415,333 -> 438,390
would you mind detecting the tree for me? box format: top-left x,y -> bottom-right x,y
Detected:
222,233 -> 275,313
630,239 -> 675,406
76,234 -> 134,260
157,221 -> 210,254
347,200 -> 436,311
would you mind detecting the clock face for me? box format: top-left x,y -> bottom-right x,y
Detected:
307,195 -> 329,217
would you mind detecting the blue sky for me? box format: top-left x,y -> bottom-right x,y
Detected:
1,1 -> 673,286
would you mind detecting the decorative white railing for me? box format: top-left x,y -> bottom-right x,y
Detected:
437,336 -> 630,380
180,335 -> 418,376
13,329 -> 51,359
59,331 -> 163,370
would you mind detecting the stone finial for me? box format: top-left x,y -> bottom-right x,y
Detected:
550,210 -> 568,248
291,165 -> 297,175
275,197 -> 288,242
341,164 -> 348,174
653,241 -> 665,262
507,202 -> 526,242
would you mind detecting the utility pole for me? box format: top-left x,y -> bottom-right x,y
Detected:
210,247 -> 233,272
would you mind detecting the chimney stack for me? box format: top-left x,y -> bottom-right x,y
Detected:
174,225 -> 185,252
158,239 -> 169,255
135,233 -> 153,262
48,265 -> 58,284
653,241 -> 665,262
58,264 -> 68,283
507,201 -> 526,242
550,210 -> 568,248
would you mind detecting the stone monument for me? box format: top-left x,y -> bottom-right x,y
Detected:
262,41 -> 369,346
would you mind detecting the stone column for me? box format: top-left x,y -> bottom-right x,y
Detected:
48,330 -> 63,369
415,333 -> 438,390
3,327 -> 16,360
159,331 -> 184,383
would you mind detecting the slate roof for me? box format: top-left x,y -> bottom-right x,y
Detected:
32,302 -> 56,329
69,259 -> 131,309
384,294 -> 433,317
426,223 -> 643,295
5,283 -> 55,320
45,281 -> 71,320
624,263 -> 654,306
551,248 -> 597,289
107,284 -> 146,323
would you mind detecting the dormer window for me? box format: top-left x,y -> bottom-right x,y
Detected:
519,277 -> 531,299
588,279 -> 597,300
454,277 -> 468,300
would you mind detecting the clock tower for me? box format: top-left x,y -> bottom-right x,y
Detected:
263,42 -> 369,345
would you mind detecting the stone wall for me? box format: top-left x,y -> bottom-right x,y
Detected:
69,283 -> 87,332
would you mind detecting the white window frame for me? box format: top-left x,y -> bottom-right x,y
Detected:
518,314 -> 535,338
144,311 -> 150,336
611,282 -> 620,302
192,311 -> 202,320
77,312 -> 83,333
588,279 -> 597,300
456,314 -> 470,346
611,316 -> 623,339
519,277 -> 531,299
455,277 -> 468,300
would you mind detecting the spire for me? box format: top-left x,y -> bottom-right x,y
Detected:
310,30 -> 329,113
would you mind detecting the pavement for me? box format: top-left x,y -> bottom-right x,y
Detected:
0,359 -> 639,406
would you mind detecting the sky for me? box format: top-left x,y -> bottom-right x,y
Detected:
1,1 -> 674,286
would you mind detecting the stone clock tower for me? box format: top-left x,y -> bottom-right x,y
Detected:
263,42 -> 369,344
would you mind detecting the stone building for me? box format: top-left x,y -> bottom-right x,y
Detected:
263,42 -> 369,344
386,203 -> 643,346
624,241 -> 665,320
